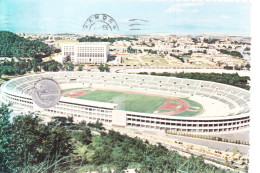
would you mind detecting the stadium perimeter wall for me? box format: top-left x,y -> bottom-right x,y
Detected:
0,72 -> 250,134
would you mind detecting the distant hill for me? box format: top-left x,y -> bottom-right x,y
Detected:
0,31 -> 51,59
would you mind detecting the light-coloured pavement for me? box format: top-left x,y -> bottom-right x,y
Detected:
110,126 -> 250,155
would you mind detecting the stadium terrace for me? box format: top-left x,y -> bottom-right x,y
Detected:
1,72 -> 250,134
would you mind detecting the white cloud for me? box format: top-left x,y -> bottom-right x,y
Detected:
178,2 -> 204,7
165,2 -> 204,13
165,7 -> 183,13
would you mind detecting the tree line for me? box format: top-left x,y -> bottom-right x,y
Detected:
203,38 -> 220,44
169,53 -> 185,63
78,36 -> 138,43
0,104 -> 238,173
218,49 -> 243,58
98,64 -> 109,72
0,58 -> 75,79
138,72 -> 250,90
0,31 -> 52,59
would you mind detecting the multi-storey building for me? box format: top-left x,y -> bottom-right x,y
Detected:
61,42 -> 109,64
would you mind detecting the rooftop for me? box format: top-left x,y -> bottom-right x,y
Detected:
61,42 -> 109,46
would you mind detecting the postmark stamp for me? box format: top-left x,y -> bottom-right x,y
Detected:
129,19 -> 148,31
31,78 -> 61,108
83,14 -> 119,31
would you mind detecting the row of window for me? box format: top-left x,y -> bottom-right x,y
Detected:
127,114 -> 250,124
64,48 -> 74,51
127,118 -> 249,127
64,52 -> 74,56
77,53 -> 105,57
127,123 -> 249,132
77,47 -> 105,50
56,103 -> 113,114
46,110 -> 112,123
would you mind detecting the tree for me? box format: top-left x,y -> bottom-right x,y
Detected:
127,46 -> 137,54
40,60 -> 62,72
0,104 -> 16,172
224,65 -> 233,70
98,64 -> 104,72
87,121 -> 105,130
78,65 -> 84,71
91,146 -> 113,165
234,65 -> 240,70
77,128 -> 92,145
50,116 -> 73,126
0,66 -> 2,79
245,63 -> 251,70
114,158 -> 128,173
12,114 -> 48,166
244,165 -> 249,173
11,115 -> 72,172
104,64 -> 110,72
67,116 -> 74,125
33,65 -> 40,72
54,48 -> 61,53
65,61 -> 74,71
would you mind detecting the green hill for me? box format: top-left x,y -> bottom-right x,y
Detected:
0,31 -> 51,59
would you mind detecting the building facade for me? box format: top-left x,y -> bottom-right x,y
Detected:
61,42 -> 109,64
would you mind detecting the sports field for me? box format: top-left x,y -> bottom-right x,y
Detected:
62,88 -> 203,116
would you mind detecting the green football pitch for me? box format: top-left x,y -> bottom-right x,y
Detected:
76,90 -> 169,113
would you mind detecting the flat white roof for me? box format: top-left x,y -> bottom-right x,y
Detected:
61,42 -> 109,46
60,96 -> 117,109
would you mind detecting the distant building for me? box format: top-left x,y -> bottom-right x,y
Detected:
61,42 -> 109,64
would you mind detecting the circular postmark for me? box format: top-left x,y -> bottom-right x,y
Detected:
31,78 -> 61,108
83,14 -> 119,31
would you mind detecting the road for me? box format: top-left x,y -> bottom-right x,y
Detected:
114,126 -> 249,154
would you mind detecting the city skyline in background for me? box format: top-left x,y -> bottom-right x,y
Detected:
0,0 -> 251,35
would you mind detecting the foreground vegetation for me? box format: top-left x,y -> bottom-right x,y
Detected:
0,104 -> 238,173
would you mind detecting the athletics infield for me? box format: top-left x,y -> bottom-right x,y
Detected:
61,88 -> 203,117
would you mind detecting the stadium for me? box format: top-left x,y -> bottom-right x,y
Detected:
1,71 -> 250,134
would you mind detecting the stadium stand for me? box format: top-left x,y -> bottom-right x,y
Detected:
0,72 -> 250,134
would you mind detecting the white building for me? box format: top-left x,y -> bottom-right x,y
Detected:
53,55 -> 66,64
61,42 -> 109,64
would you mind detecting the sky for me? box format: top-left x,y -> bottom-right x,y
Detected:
0,0 -> 251,35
